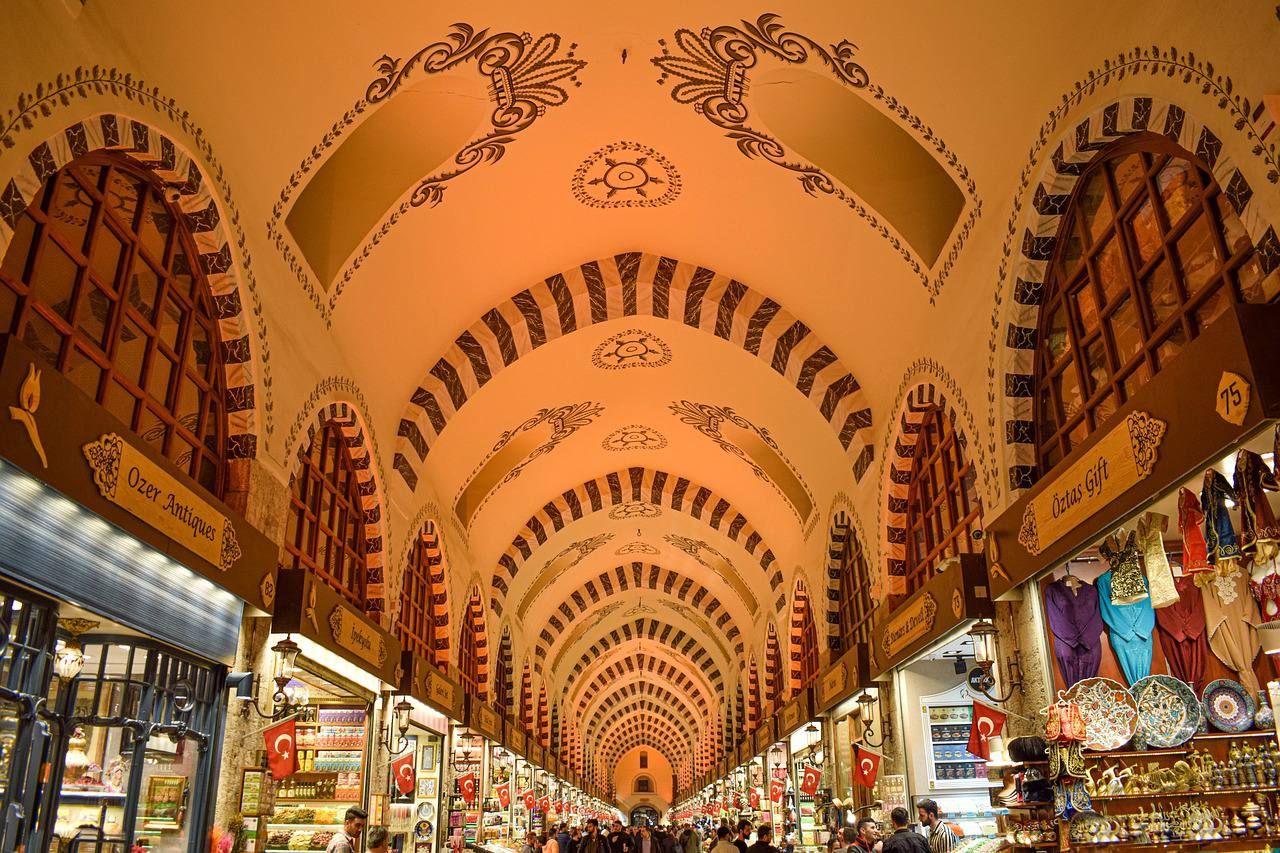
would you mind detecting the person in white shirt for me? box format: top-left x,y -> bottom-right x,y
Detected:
915,801 -> 956,853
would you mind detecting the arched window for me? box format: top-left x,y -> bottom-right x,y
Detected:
283,420 -> 369,607
0,154 -> 230,495
635,776 -> 652,793
835,522 -> 874,653
903,405 -> 982,596
458,591 -> 488,701
492,630 -> 512,715
1035,134 -> 1271,477
792,585 -> 819,693
397,521 -> 449,668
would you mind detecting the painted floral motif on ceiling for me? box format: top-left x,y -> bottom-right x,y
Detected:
616,541 -> 660,555
572,141 -> 682,208
550,533 -> 615,572
651,12 -> 981,301
664,533 -> 728,570
602,424 -> 668,452
266,24 -> 587,320
592,328 -> 673,370
608,501 -> 663,520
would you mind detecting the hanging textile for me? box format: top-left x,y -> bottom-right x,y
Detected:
1201,564 -> 1262,694
1043,577 -> 1103,687
1154,573 -> 1209,688
1136,511 -> 1179,608
1096,569 -> 1155,685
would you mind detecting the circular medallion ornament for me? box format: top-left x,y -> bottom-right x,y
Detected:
608,502 -> 662,520
1203,678 -> 1255,732
1063,677 -> 1138,751
592,329 -> 672,370
572,141 -> 682,208
603,425 -> 667,452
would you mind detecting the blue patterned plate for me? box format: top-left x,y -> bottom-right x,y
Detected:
1132,675 -> 1202,747
1203,678 -> 1255,732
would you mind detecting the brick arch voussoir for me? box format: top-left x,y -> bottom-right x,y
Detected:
563,619 -> 725,696
394,252 -> 875,493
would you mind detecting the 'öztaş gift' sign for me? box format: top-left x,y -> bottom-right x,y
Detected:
83,432 -> 242,570
1017,411 -> 1166,556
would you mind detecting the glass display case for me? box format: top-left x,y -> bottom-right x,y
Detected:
918,682 -> 986,790
446,731 -> 483,848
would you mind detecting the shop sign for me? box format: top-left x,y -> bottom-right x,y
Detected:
881,593 -> 937,661
508,724 -> 527,756
424,665 -> 462,718
470,698 -> 502,741
753,719 -> 774,753
329,603 -> 389,668
1016,411 -> 1166,556
83,431 -> 242,571
777,689 -> 812,737
0,336 -> 278,612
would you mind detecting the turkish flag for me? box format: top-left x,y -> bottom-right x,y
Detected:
968,701 -> 1007,761
768,778 -> 785,803
749,788 -> 760,809
496,783 -> 511,808
392,751 -> 415,795
459,772 -> 478,804
799,766 -> 821,796
852,746 -> 880,790
538,796 -> 551,811
522,790 -> 536,810
264,718 -> 298,780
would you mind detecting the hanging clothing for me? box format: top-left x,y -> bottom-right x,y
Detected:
1154,573 -> 1209,688
1234,449 -> 1280,563
1251,571 -> 1280,623
1043,577 -> 1104,687
1201,564 -> 1262,694
1096,569 -> 1155,685
1136,512 -> 1179,609
1178,488 -> 1213,576
1202,470 -> 1242,573
1099,530 -> 1147,604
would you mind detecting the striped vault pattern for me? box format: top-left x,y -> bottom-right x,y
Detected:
596,712 -> 696,766
998,95 -> 1280,493
598,724 -> 693,780
394,252 -> 875,491
585,686 -> 703,747
494,467 -> 782,614
0,113 -> 262,458
407,520 -> 450,667
747,657 -> 761,731
572,653 -> 715,720
825,511 -> 852,652
531,563 -> 745,673
460,587 -> 490,701
764,622 -> 784,712
788,580 -> 813,695
289,402 -> 386,616
560,617 -> 725,697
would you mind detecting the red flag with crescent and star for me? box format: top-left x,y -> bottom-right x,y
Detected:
264,718 -> 298,779
768,777 -> 786,803
460,772 -> 478,804
538,796 -> 551,812
852,745 -> 880,789
522,790 -> 537,810
799,765 -> 821,796
748,788 -> 760,809
392,751 -> 415,795
968,701 -> 1007,761
496,783 -> 511,809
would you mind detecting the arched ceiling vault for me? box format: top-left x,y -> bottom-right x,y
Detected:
582,681 -> 707,744
568,649 -> 718,723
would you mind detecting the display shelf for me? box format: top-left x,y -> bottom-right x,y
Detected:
60,789 -> 127,800
1089,731 -> 1279,759
274,798 -> 360,805
266,823 -> 345,829
1090,785 -> 1280,801
1067,839 -> 1280,850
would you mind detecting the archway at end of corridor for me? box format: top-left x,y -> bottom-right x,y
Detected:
630,806 -> 660,827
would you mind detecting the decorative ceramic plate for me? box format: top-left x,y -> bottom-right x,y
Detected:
1131,675 -> 1202,747
417,801 -> 435,822
415,820 -> 434,842
1203,678 -> 1255,732
1063,677 -> 1138,751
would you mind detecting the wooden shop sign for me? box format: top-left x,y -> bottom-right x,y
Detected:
777,689 -> 813,738
871,555 -> 993,677
985,302 -> 1280,599
400,651 -> 464,720
736,739 -> 752,767
273,572 -> 401,684
0,335 -> 278,612
815,643 -> 868,714
507,722 -> 528,757
753,717 -> 776,753
1015,410 -> 1166,557
469,696 -> 502,741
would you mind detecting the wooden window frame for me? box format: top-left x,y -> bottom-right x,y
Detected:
903,405 -> 982,596
835,528 -> 874,654
397,529 -> 444,665
797,593 -> 819,690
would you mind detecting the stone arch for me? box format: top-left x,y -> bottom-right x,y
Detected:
458,585 -> 490,700
747,656 -> 761,730
286,400 -> 388,616
596,710 -> 695,760
519,662 -> 533,727
764,622 -> 784,711
0,112 -> 267,457
586,690 -> 702,750
493,627 -> 513,715
561,619 -> 726,697
493,466 -> 783,613
994,94 -> 1280,496
572,651 -> 716,722
397,518 -> 451,667
882,381 -> 980,597
788,579 -> 818,693
825,509 -> 852,651
529,562 -> 747,673
393,251 -> 875,491
583,680 -> 708,735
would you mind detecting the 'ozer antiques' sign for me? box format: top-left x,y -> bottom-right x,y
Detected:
83,432 -> 242,571
1016,411 -> 1166,556
329,604 -> 389,668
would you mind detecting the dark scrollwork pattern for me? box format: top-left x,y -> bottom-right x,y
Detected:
367,27 -> 585,208
653,13 -> 979,300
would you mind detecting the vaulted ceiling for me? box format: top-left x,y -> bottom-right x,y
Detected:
6,0 -> 1278,795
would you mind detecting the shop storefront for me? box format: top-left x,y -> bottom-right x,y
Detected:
773,689 -> 827,851
983,302 -> 1280,850
869,555 -> 1001,843
0,335 -> 278,852
258,572 -> 401,853
388,655 -> 465,853
814,644 -> 875,835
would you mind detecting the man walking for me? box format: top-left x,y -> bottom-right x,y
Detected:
746,825 -> 778,853
879,809 -> 927,853
325,807 -> 368,853
851,819 -> 880,853
733,820 -> 753,853
581,820 -> 608,853
915,800 -> 956,853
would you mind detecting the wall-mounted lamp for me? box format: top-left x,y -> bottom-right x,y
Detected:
54,618 -> 100,681
968,619 -> 1023,704
237,635 -> 307,719
855,690 -> 888,748
379,697 -> 414,754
